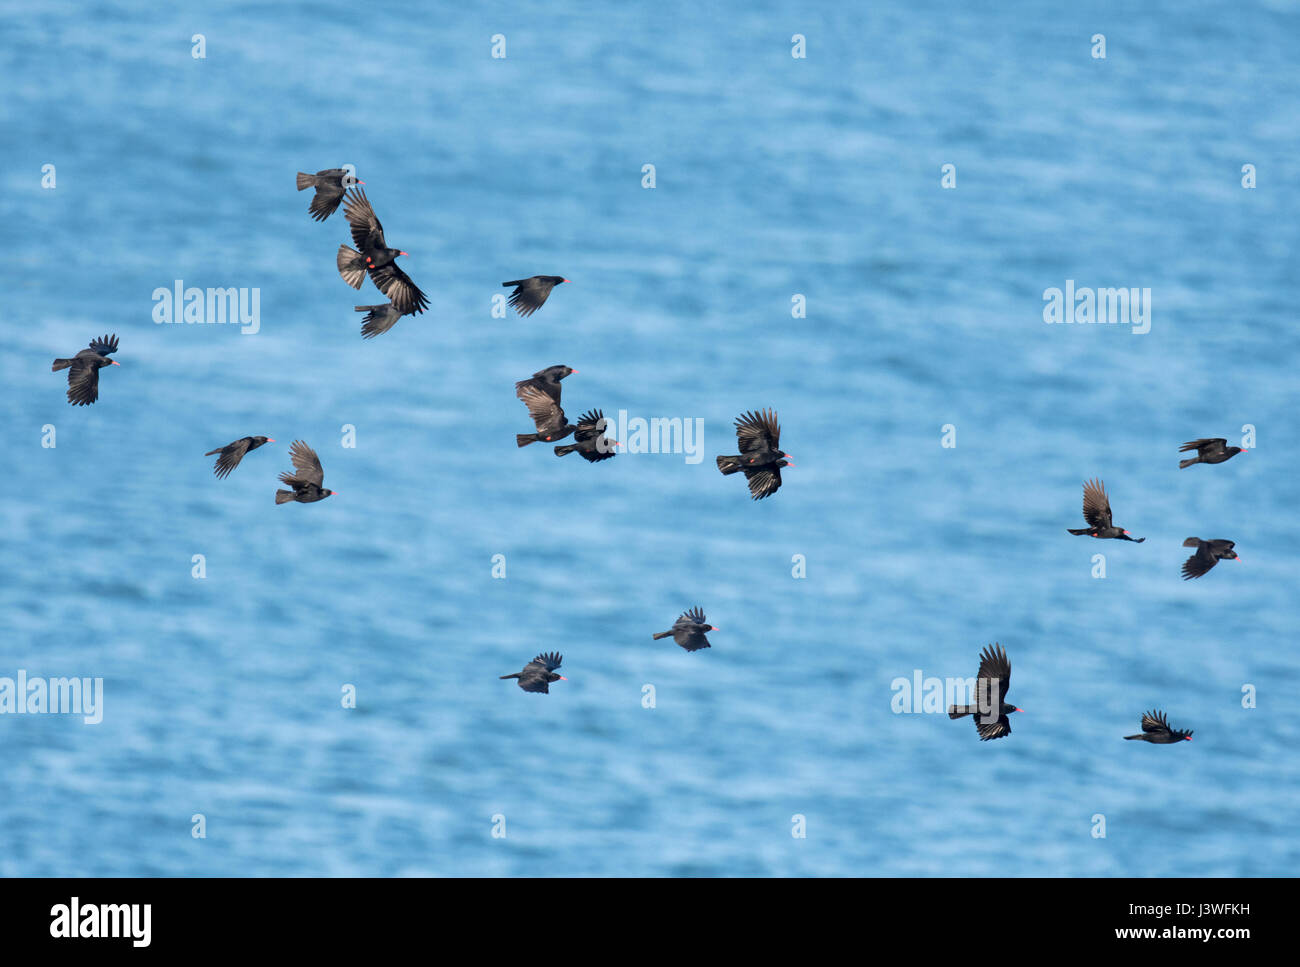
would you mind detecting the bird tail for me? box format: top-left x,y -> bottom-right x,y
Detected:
275,489 -> 296,504
1067,528 -> 1091,536
501,280 -> 526,288
517,433 -> 539,448
554,443 -> 579,457
716,455 -> 743,475
336,245 -> 366,288
499,673 -> 521,680
1183,537 -> 1201,547
1123,734 -> 1143,740
948,705 -> 975,719
296,171 -> 314,190
652,631 -> 673,640
51,358 -> 73,372
1179,457 -> 1199,469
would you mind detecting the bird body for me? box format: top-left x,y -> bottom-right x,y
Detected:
52,334 -> 120,406
651,606 -> 717,651
502,276 -> 568,317
716,408 -> 791,500
948,643 -> 1020,740
1181,537 -> 1238,579
554,409 -> 618,461
1067,478 -> 1144,541
1125,709 -> 1192,743
338,189 -> 428,313
205,436 -> 274,479
1178,438 -> 1245,468
500,652 -> 566,693
296,168 -> 360,221
275,440 -> 334,504
516,383 -> 576,447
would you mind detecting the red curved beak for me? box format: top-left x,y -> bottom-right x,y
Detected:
1015,708 -> 1024,713
267,438 -> 276,443
558,676 -> 568,681
563,279 -> 572,283
399,251 -> 409,257
109,360 -> 121,366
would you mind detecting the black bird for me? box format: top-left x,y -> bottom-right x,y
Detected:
295,168 -> 361,221
1179,438 -> 1246,468
500,652 -> 566,693
515,365 -> 576,403
554,410 -> 618,462
275,440 -> 335,504
1181,538 -> 1238,579
948,643 -> 1021,741
205,436 -> 274,479
1125,709 -> 1193,743
337,189 -> 429,314
716,408 -> 792,500
516,384 -> 576,447
503,276 -> 568,317
354,302 -> 419,339
1067,478 -> 1144,541
52,334 -> 120,406
651,607 -> 717,652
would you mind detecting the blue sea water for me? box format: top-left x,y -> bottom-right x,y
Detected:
1,0 -> 1298,876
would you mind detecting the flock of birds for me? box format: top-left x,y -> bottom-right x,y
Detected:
948,443 -> 1244,742
47,167 -> 1242,739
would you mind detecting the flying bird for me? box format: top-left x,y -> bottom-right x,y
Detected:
716,408 -> 792,500
1124,709 -> 1192,743
354,302 -> 419,339
1181,538 -> 1238,579
205,436 -> 274,479
502,276 -> 568,317
52,334 -> 120,406
554,410 -> 618,462
1067,478 -> 1144,541
275,440 -> 335,504
1179,438 -> 1246,468
337,189 -> 428,314
516,384 -> 576,447
295,168 -> 361,221
651,607 -> 717,652
500,652 -> 566,693
515,365 -> 576,403
948,643 -> 1021,741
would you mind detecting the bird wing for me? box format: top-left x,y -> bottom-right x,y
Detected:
506,279 -> 551,316
532,652 -> 562,672
518,385 -> 566,433
976,643 -> 1011,704
977,715 -> 1011,740
1081,478 -> 1113,529
734,409 -> 780,453
368,262 -> 428,314
1179,438 -> 1225,454
343,188 -> 386,250
286,440 -> 324,486
1140,710 -> 1170,734
517,673 -> 550,694
742,464 -> 783,499
89,333 -> 118,356
356,303 -> 404,339
307,170 -> 346,221
65,358 -> 101,405
682,606 -> 706,625
1181,546 -> 1216,579
212,438 -> 251,479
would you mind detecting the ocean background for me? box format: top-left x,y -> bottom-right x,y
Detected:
1,0 -> 1297,876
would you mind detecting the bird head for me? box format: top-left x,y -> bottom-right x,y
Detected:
253,436 -> 273,447
323,489 -> 336,498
